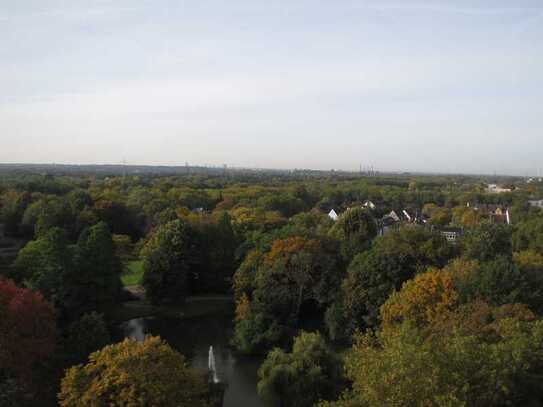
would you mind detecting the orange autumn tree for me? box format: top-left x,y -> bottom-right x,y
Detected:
428,300 -> 537,340
380,259 -> 479,328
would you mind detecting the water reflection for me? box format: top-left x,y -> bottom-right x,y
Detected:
119,313 -> 274,407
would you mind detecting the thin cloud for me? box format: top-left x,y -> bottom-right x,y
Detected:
360,2 -> 542,16
511,10 -> 543,35
0,5 -> 140,23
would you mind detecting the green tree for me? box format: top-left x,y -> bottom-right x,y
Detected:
232,309 -> 284,355
233,249 -> 263,301
93,200 -> 140,239
230,206 -> 287,236
330,227 -> 453,338
455,255 -> 537,311
0,190 -> 31,236
65,312 -> 111,365
513,217 -> 543,253
428,207 -> 451,226
142,219 -> 196,304
62,222 -> 122,318
258,331 -> 342,407
323,317 -> 543,407
254,237 -> 341,320
58,336 -> 208,407
514,250 -> 543,313
21,195 -> 73,238
189,211 -> 238,292
257,193 -> 307,218
287,211 -> 333,236
13,227 -> 71,298
65,189 -> 94,238
329,207 -> 377,261
452,206 -> 481,228
234,236 -> 341,354
462,222 -> 512,262
14,223 -> 122,320
65,189 -> 93,215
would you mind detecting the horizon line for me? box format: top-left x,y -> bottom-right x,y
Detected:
0,162 -> 527,179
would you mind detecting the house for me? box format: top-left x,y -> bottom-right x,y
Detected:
363,200 -> 376,210
328,209 -> 338,221
402,208 -> 424,224
379,214 -> 400,236
474,204 -> 511,225
487,184 -> 512,194
438,227 -> 463,243
491,208 -> 511,225
529,200 -> 543,208
388,210 -> 401,222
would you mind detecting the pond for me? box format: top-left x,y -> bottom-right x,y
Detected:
118,306 -> 275,407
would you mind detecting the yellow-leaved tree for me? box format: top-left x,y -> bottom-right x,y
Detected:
379,259 -> 479,329
59,336 -> 209,407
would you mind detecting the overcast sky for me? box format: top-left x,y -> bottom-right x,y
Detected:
1,1 -> 542,175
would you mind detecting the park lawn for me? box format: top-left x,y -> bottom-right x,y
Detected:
121,260 -> 144,286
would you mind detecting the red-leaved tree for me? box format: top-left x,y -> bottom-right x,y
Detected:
0,278 -> 56,384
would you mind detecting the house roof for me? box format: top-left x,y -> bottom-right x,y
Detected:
438,227 -> 463,233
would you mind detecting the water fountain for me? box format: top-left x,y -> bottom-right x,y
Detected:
208,345 -> 226,407
208,346 -> 219,383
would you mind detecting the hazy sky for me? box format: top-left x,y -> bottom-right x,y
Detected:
1,1 -> 542,174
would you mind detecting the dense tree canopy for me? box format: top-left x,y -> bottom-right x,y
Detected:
142,219 -> 196,304
2,168 -> 543,405
462,222 -> 512,261
189,211 -> 238,293
13,227 -> 71,299
258,331 -> 342,407
328,227 -> 454,339
64,312 -> 111,365
0,190 -> 31,236
380,267 -> 458,329
323,317 -> 543,407
12,222 -> 122,321
233,235 -> 342,353
329,207 -> 377,261
513,217 -> 543,253
0,278 -> 56,388
58,336 -> 208,407
62,222 -> 123,318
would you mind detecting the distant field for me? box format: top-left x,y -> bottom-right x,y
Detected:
122,260 -> 144,286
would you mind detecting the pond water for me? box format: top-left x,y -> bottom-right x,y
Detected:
118,309 -> 275,407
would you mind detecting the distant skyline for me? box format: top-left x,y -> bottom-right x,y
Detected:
1,1 -> 542,175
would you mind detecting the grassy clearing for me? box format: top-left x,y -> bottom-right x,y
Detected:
121,260 -> 144,286
116,259 -> 234,322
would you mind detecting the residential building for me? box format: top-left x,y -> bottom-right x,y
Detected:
437,227 -> 463,243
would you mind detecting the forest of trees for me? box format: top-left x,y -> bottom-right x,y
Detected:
2,168 -> 543,406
